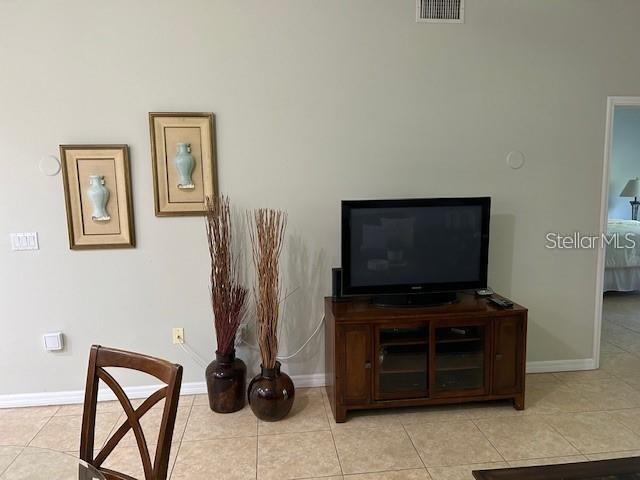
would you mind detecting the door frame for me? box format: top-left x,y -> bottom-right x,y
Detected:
594,96 -> 640,368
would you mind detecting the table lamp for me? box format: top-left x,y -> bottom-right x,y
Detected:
620,177 -> 640,220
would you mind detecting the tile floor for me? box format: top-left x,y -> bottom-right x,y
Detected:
2,294 -> 640,480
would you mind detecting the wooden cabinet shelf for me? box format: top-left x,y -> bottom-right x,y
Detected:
324,294 -> 527,423
436,337 -> 481,344
380,339 -> 428,347
380,352 -> 428,374
435,352 -> 483,371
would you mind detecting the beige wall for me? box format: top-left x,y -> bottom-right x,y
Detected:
1,0 -> 639,395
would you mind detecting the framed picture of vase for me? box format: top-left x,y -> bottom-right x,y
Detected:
60,145 -> 135,250
149,112 -> 218,216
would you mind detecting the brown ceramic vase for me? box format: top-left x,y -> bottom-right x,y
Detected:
247,361 -> 295,421
205,349 -> 246,413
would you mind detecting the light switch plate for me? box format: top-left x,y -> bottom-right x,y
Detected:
10,232 -> 39,251
43,332 -> 64,351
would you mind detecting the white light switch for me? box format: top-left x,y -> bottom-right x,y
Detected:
10,232 -> 39,251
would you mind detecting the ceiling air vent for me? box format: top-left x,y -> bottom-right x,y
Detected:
416,0 -> 465,23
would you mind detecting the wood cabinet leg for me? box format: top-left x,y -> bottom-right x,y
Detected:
335,406 -> 347,423
514,393 -> 525,410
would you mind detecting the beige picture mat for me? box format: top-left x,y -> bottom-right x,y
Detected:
64,148 -> 131,247
152,115 -> 215,214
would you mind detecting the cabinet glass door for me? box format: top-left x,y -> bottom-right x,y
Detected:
433,324 -> 486,394
375,325 -> 428,400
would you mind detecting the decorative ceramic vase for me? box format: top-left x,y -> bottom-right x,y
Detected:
87,175 -> 110,221
247,361 -> 295,421
205,350 -> 247,413
174,143 -> 195,189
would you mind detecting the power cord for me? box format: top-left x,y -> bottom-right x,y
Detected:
176,315 -> 325,368
239,315 -> 325,360
178,342 -> 209,369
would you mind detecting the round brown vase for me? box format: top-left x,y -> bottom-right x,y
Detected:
247,361 -> 295,421
205,349 -> 246,413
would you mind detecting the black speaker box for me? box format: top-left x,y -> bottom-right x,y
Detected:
331,267 -> 343,299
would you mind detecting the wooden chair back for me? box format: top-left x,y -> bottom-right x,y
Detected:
80,345 -> 183,480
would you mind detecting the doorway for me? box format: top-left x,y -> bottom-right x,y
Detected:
595,97 -> 640,367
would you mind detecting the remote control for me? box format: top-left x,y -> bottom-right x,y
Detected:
488,297 -> 514,309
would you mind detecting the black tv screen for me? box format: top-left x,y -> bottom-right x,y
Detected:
341,197 -> 490,296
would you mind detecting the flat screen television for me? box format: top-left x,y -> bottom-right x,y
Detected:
341,197 -> 491,306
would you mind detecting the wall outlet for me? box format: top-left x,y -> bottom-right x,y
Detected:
172,327 -> 184,344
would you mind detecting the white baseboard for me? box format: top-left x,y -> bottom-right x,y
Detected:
525,358 -> 596,373
0,373 -> 327,409
1,363 -> 598,409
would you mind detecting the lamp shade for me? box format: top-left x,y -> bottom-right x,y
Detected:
620,178 -> 640,198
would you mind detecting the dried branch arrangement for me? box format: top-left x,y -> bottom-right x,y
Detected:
247,208 -> 287,369
205,196 -> 248,355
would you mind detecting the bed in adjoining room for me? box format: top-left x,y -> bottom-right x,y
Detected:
605,219 -> 640,292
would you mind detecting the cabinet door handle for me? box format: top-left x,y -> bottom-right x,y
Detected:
495,353 -> 503,360
364,361 -> 372,369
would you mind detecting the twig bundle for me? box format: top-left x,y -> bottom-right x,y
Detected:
205,196 -> 248,355
247,208 -> 287,369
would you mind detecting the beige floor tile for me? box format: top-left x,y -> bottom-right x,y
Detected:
0,405 -> 59,420
609,408 -> 640,436
0,447 -> 22,475
100,441 -> 179,479
0,417 -> 49,447
600,353 -> 640,389
344,469 -> 431,479
29,412 -> 120,452
257,430 -> 341,480
600,340 -> 624,354
546,411 -> 640,454
0,455 -> 15,475
171,437 -> 257,480
193,394 -> 209,406
520,383 -> 589,415
427,462 -> 508,480
111,405 -> 190,449
397,406 -> 468,426
552,369 -> 613,384
526,373 -> 560,386
332,426 -> 423,474
474,416 -> 579,460
258,388 -> 329,435
405,421 -> 502,467
600,341 -> 625,355
460,401 -> 521,420
330,409 -> 405,431
586,449 -> 640,460
569,378 -> 640,410
178,395 -> 194,408
0,447 -> 23,458
55,401 -> 122,417
183,405 -> 257,441
507,455 -> 587,467
0,449 -> 86,480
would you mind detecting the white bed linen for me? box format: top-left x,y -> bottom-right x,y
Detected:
606,220 -> 640,268
605,220 -> 640,292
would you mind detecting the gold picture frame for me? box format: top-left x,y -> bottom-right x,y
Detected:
149,112 -> 218,216
60,145 -> 135,250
